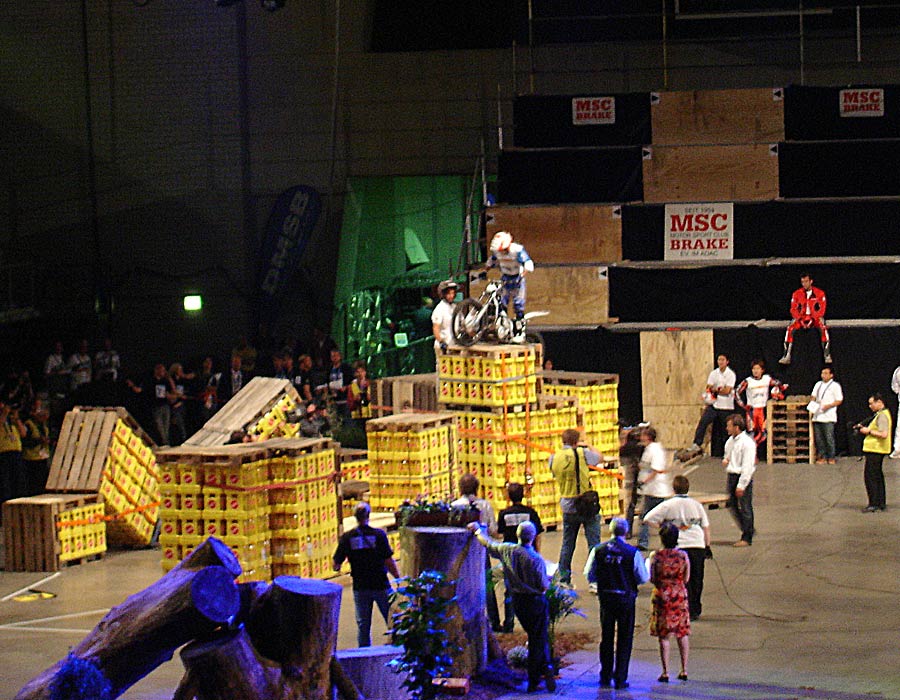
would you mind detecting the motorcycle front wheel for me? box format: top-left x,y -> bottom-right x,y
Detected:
452,298 -> 484,346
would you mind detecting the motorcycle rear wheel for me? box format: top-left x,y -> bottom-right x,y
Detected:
452,298 -> 484,346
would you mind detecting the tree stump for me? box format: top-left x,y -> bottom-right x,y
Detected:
174,628 -> 284,700
244,576 -> 343,700
15,538 -> 241,700
400,526 -> 487,678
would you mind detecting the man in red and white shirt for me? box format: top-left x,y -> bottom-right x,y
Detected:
779,273 -> 831,365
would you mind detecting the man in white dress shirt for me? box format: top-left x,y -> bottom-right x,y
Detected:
690,353 -> 736,457
724,413 -> 757,547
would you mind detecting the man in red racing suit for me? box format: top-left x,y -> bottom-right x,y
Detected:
779,273 -> 831,365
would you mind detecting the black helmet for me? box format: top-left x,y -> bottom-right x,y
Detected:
437,280 -> 458,295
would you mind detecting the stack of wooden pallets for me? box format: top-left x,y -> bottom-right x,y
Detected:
372,373 -> 439,416
767,396 -> 814,464
185,377 -> 302,446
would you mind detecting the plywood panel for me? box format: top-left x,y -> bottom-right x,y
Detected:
485,204 -> 622,263
640,330 -> 714,448
642,143 -> 779,203
470,265 -> 609,326
652,88 -> 785,146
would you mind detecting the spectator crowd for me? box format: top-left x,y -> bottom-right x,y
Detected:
0,328 -> 375,509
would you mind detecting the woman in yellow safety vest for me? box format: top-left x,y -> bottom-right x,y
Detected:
0,401 -> 26,505
348,361 -> 372,420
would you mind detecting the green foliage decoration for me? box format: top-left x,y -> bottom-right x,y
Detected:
388,570 -> 462,700
545,573 -> 586,659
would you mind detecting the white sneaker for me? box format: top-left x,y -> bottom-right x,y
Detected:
588,582 -> 598,594
890,452 -> 900,459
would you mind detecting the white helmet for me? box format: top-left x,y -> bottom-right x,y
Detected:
437,279 -> 458,295
490,231 -> 512,253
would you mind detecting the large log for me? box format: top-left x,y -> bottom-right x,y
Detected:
244,576 -> 343,700
173,628 -> 284,700
15,538 -> 241,700
174,576 -> 344,700
400,526 -> 487,678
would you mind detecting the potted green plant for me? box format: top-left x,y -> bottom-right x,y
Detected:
546,573 -> 586,668
395,498 -> 480,528
388,570 -> 462,700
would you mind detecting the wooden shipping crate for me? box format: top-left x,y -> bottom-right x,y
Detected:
3,493 -> 103,572
651,88 -> 785,146
484,203 -> 623,264
642,143 -> 779,203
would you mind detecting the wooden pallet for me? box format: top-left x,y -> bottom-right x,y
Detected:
536,394 -> 580,411
157,437 -> 335,467
442,342 -> 541,361
46,407 -> 154,492
373,374 -> 439,417
365,412 -> 458,433
2,493 -> 101,572
541,370 -> 619,386
185,377 -> 301,446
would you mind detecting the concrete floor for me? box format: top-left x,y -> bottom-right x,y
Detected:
2,455 -> 900,699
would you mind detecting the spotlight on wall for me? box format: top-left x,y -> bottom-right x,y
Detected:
261,0 -> 286,10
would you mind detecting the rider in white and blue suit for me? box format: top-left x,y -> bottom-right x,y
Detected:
486,230 -> 535,335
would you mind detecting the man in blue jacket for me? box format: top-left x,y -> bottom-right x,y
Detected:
585,517 -> 649,689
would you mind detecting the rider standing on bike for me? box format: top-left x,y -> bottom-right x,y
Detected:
486,231 -> 534,337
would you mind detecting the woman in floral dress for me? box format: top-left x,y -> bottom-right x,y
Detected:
649,522 -> 691,682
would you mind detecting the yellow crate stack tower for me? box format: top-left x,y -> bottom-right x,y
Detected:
365,413 -> 458,512
541,371 -> 622,517
156,438 -> 339,583
437,343 -> 586,527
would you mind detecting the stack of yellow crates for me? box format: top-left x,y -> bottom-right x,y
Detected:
57,502 -> 107,563
268,441 -> 339,580
456,404 -> 579,527
365,413 -> 458,512
541,372 -> 620,454
99,418 -> 160,546
437,344 -> 541,408
541,372 -> 622,518
156,438 -> 338,583
245,394 -> 301,440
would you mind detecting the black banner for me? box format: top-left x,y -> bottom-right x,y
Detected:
785,84 -> 900,140
779,140 -> 900,198
514,93 -> 652,148
609,264 -> 900,323
498,147 -> 643,204
622,200 -> 900,261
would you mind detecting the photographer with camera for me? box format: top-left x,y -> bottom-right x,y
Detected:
857,393 -> 892,513
550,428 -> 604,588
0,401 -> 27,510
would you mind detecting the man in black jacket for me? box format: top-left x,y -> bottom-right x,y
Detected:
585,517 -> 650,689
